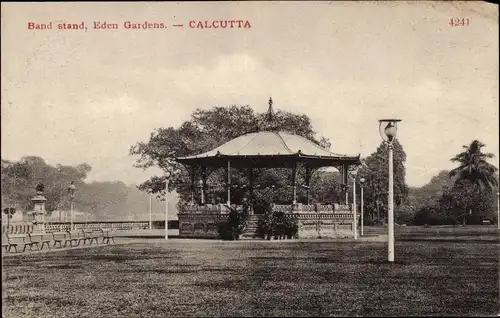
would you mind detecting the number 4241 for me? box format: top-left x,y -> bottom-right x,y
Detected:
449,18 -> 470,27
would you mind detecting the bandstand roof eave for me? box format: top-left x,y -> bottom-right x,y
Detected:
175,153 -> 361,168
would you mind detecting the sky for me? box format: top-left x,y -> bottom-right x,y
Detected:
1,1 -> 498,188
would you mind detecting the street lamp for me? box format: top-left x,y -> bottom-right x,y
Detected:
497,192 -> 499,230
350,169 -> 358,240
359,177 -> 366,236
379,118 -> 401,263
67,182 -> 77,231
149,193 -> 152,230
165,171 -> 171,240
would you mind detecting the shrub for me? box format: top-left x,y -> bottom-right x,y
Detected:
258,211 -> 298,239
218,206 -> 247,240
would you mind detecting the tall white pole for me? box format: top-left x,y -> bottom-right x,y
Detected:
165,179 -> 169,240
497,192 -> 499,230
149,194 -> 152,230
388,143 -> 395,262
361,185 -> 364,236
70,201 -> 74,231
352,177 -> 357,240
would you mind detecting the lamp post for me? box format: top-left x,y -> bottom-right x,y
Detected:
67,182 -> 77,231
165,171 -> 171,240
359,177 -> 365,236
379,119 -> 401,263
149,193 -> 152,230
497,192 -> 499,230
350,169 -> 358,240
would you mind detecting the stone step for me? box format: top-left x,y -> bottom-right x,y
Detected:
242,215 -> 265,238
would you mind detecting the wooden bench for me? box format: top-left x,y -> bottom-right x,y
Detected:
82,229 -> 100,245
28,233 -> 51,250
100,228 -> 115,244
52,232 -> 73,248
2,233 -> 9,252
6,234 -> 34,253
67,231 -> 83,246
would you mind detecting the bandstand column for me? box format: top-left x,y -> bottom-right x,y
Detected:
305,167 -> 311,205
343,164 -> 349,204
248,167 -> 254,214
190,166 -> 195,204
201,166 -> 207,204
227,160 -> 231,206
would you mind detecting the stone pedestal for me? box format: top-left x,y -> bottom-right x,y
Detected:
30,193 -> 47,234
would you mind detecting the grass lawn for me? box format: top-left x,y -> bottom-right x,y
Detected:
2,229 -> 499,317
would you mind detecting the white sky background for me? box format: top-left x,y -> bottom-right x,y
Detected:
1,1 -> 498,188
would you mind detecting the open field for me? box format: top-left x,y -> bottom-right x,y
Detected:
2,227 -> 499,317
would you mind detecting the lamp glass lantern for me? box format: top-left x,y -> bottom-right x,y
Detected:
349,169 -> 358,179
68,183 -> 77,198
378,119 -> 401,143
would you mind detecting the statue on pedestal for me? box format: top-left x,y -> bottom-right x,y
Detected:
36,182 -> 45,195
31,183 -> 47,233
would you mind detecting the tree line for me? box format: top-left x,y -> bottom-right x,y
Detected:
130,105 -> 498,225
1,156 -> 169,221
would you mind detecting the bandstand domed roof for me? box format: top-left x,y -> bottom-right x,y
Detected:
176,98 -> 360,168
176,130 -> 360,168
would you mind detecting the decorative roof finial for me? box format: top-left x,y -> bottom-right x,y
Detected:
265,96 -> 275,124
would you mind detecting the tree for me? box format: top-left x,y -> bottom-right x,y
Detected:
1,157 -> 91,214
309,170 -> 342,204
130,105 -> 331,205
356,140 -> 409,225
449,140 -> 498,191
439,180 -> 496,226
447,140 -> 498,225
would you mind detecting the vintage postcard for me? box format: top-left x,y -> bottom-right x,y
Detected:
1,1 -> 499,317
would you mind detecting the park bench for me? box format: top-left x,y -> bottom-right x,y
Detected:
67,230 -> 84,246
52,232 -> 74,248
82,229 -> 100,245
2,233 -> 10,252
99,228 -> 115,244
28,233 -> 51,250
6,234 -> 34,253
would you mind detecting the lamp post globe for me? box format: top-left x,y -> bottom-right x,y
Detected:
378,119 -> 401,263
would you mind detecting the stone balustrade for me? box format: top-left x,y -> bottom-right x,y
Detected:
2,221 -> 150,234
178,203 -> 352,215
179,204 -> 241,214
178,202 -> 360,239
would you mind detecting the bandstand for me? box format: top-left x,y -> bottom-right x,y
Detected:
176,99 -> 361,239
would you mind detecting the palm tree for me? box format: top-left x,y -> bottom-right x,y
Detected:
449,140 -> 498,190
449,140 -> 498,225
